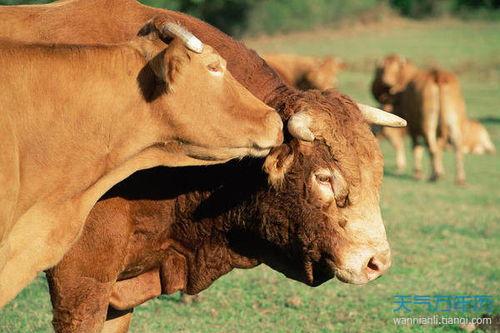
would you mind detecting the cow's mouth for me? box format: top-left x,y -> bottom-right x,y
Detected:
184,144 -> 272,161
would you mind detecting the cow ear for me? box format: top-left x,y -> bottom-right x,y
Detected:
263,144 -> 295,189
149,38 -> 188,87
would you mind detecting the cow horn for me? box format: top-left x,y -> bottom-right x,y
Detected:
357,103 -> 407,128
288,111 -> 315,142
160,22 -> 204,54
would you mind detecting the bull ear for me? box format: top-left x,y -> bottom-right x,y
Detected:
149,38 -> 188,86
263,144 -> 295,189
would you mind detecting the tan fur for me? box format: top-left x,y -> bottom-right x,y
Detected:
264,54 -> 345,90
0,23 -> 283,306
372,55 -> 468,184
462,119 -> 495,154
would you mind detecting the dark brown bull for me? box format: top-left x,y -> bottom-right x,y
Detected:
47,90 -> 393,332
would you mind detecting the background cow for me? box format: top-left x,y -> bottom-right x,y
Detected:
47,90 -> 394,333
264,54 -> 346,90
371,54 -> 468,185
0,19 -> 283,307
462,119 -> 496,155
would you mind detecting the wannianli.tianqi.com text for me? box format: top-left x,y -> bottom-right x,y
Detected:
392,316 -> 492,326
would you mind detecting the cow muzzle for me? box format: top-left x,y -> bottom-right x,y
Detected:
251,111 -> 284,152
331,247 -> 392,285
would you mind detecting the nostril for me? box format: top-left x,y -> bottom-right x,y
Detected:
365,250 -> 391,281
367,257 -> 381,272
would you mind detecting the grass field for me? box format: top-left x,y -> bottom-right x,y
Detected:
1,19 -> 499,333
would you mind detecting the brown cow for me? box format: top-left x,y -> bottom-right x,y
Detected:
264,53 -> 346,90
46,90 -> 395,333
0,0 -> 400,129
372,54 -> 468,184
0,19 -> 284,306
370,74 -> 408,174
462,119 -> 495,155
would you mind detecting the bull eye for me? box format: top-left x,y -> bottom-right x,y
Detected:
207,61 -> 222,73
315,173 -> 332,185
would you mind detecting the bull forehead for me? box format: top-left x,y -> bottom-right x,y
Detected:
298,136 -> 382,193
305,92 -> 383,185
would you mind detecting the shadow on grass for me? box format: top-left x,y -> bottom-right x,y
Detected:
478,116 -> 500,125
383,169 -> 415,181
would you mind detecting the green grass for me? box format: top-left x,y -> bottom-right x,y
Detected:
1,19 -> 499,332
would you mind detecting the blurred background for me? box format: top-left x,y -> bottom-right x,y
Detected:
0,0 -> 498,332
1,0 -> 499,36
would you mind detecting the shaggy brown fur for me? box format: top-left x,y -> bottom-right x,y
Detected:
46,91 -> 389,332
0,21 -> 283,306
264,54 -> 346,90
372,54 -> 468,184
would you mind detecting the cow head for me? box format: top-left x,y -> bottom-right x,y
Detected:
373,54 -> 417,98
135,17 -> 283,162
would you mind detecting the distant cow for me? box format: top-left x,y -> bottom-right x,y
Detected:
462,119 -> 495,155
0,19 -> 284,306
264,54 -> 346,90
47,90 -> 398,333
372,54 -> 468,184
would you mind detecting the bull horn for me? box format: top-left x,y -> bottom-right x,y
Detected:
160,22 -> 204,54
357,103 -> 407,128
288,111 -> 315,142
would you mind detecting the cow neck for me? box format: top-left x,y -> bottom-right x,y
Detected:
6,43 -> 156,220
158,161 -> 266,293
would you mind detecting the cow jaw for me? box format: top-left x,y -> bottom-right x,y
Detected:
182,144 -> 273,161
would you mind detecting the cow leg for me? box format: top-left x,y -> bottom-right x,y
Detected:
101,308 -> 134,333
426,137 -> 444,182
383,127 -> 407,174
448,124 -> 466,185
423,114 -> 444,182
411,136 -> 425,181
46,271 -> 114,333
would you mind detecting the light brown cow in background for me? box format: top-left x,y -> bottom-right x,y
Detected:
372,54 -> 469,185
264,54 -> 346,90
0,20 -> 283,307
462,119 -> 495,155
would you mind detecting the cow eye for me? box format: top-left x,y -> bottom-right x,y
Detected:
207,61 -> 222,73
315,173 -> 332,185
